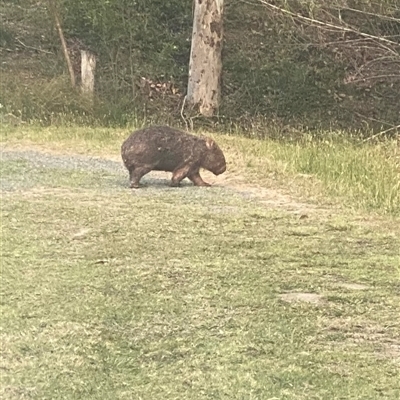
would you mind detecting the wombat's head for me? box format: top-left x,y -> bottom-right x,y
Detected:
202,137 -> 226,175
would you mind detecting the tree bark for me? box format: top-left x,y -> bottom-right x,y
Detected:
187,0 -> 224,117
47,0 -> 76,87
81,50 -> 96,96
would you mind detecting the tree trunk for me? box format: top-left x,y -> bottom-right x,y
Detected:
187,0 -> 224,117
47,0 -> 75,88
81,50 -> 96,97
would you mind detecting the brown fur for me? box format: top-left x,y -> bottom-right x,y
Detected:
121,125 -> 226,188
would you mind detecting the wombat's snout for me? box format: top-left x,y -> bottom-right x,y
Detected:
216,164 -> 226,175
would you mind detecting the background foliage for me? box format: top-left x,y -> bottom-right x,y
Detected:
0,0 -> 399,134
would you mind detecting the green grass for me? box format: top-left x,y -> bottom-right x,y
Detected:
1,126 -> 400,399
227,133 -> 400,216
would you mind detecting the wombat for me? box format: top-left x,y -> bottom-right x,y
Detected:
121,125 -> 226,188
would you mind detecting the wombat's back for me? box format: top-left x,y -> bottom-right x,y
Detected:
124,125 -> 196,143
122,125 -> 200,150
121,125 -> 203,170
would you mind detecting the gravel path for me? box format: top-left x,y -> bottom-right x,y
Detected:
1,150 -> 125,174
1,149 -> 124,192
0,148 -> 234,200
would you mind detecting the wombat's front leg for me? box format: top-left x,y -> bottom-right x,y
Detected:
171,165 -> 192,187
129,166 -> 152,188
188,171 -> 211,187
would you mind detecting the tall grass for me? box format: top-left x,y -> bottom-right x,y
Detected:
221,132 -> 400,216
289,137 -> 400,214
0,73 -> 148,127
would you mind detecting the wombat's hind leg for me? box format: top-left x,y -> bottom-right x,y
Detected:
129,166 -> 152,188
188,171 -> 211,187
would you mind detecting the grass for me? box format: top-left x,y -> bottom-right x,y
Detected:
224,132 -> 400,216
1,125 -> 400,399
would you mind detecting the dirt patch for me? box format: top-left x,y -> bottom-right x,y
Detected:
337,283 -> 370,290
198,166 -> 331,216
173,166 -> 329,216
279,292 -> 324,304
381,343 -> 400,362
325,318 -> 400,362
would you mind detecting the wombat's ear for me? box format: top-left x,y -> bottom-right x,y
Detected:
205,137 -> 215,149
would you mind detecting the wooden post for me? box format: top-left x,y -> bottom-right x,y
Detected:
81,50 -> 96,96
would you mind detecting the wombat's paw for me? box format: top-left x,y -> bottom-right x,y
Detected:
195,181 -> 211,187
170,181 -> 181,187
130,182 -> 140,189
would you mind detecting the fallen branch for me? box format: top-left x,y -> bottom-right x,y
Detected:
47,0 -> 76,87
331,6 -> 400,23
346,74 -> 400,84
256,0 -> 400,51
363,125 -> 400,142
15,38 -> 54,55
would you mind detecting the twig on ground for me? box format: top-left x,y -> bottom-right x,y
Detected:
15,38 -> 53,55
363,125 -> 400,142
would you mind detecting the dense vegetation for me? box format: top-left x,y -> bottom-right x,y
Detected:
1,0 -> 399,134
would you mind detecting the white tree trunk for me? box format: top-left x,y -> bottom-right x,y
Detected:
187,0 -> 224,117
81,50 -> 96,96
